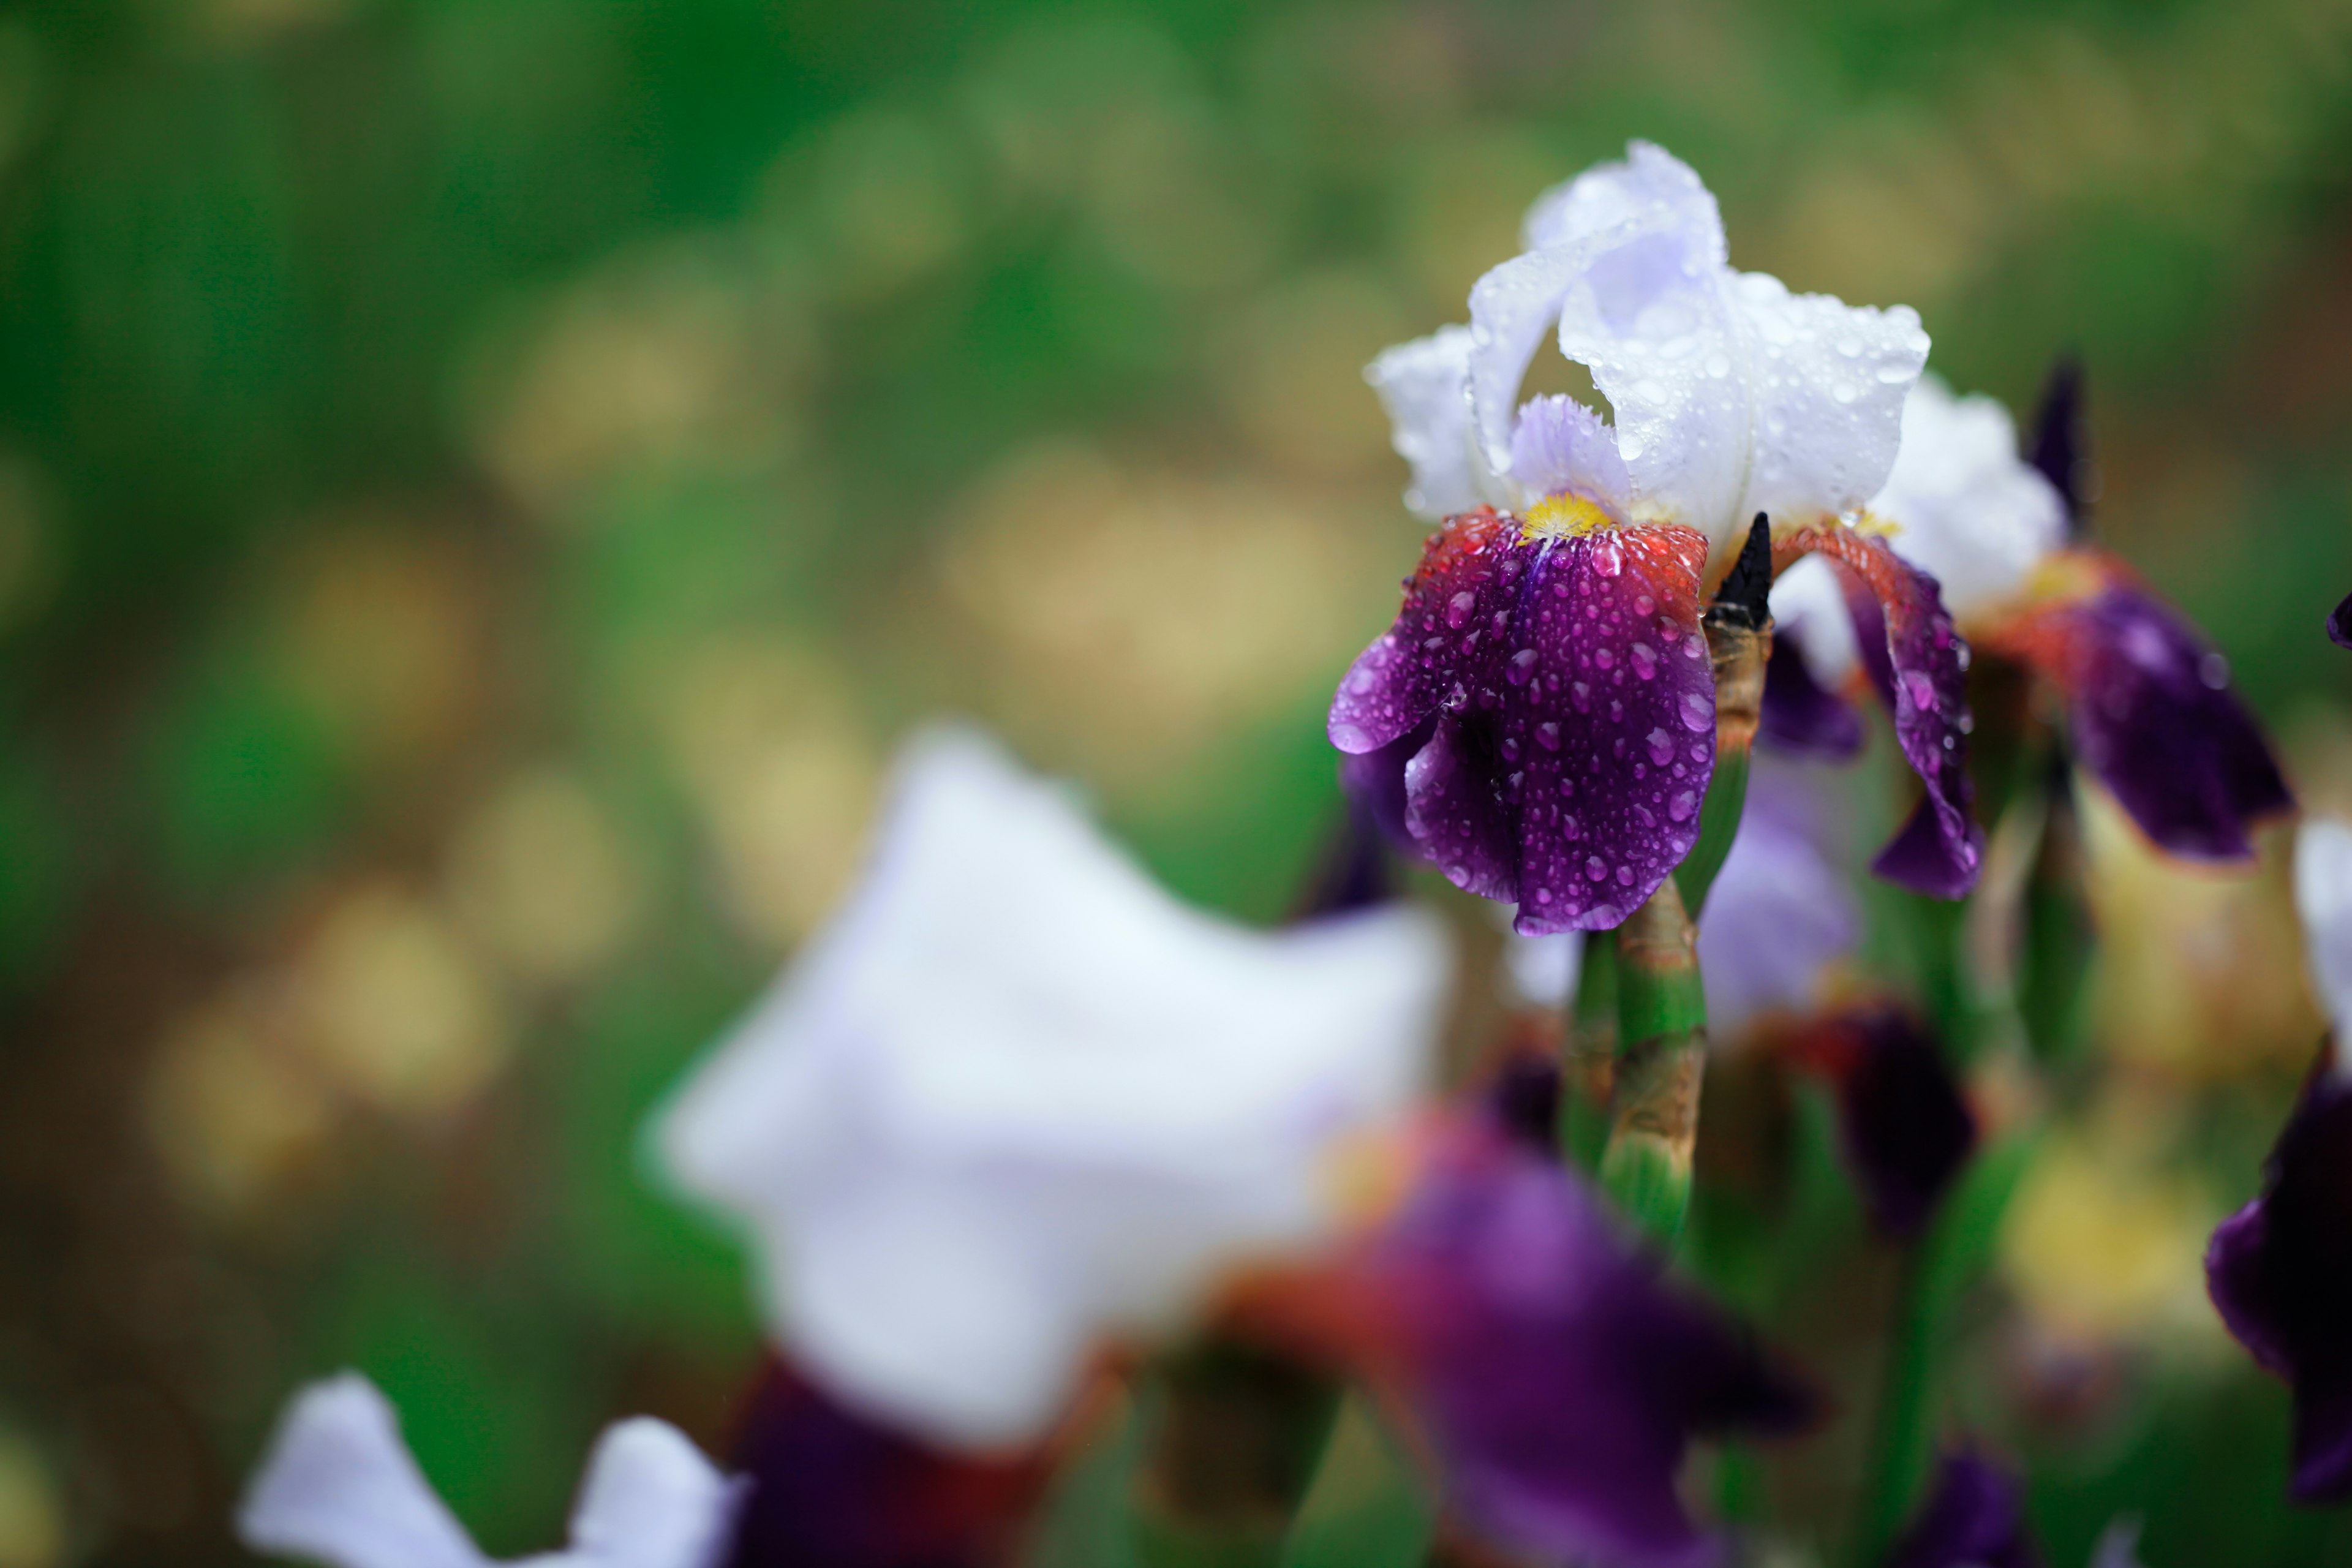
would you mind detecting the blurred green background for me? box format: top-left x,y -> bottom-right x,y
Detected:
6,0 -> 2352,1565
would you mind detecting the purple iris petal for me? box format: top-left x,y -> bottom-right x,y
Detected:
1331,511 -> 1718,934
1697,760 -> 1860,1036
1758,629 -> 1866,758
2204,1054 -> 2352,1503
1882,1450 -> 2040,1568
725,1362 -> 1047,1568
1792,1008 -> 1976,1240
1988,562 -> 2291,861
1776,530 -> 1982,899
2330,590 -> 2352,651
1349,1126 -> 1812,1568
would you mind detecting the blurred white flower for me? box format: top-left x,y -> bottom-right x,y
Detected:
239,1374 -> 738,1568
654,723 -> 1452,1449
1869,374 -> 2070,621
2295,817 -> 2352,1063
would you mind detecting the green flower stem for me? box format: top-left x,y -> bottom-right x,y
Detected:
1600,874 -> 1708,1243
1558,930 -> 1618,1172
1849,1131 -> 2038,1566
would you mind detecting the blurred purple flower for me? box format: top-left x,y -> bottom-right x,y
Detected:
1788,1006 -> 1977,1240
1882,1450 -> 2040,1568
1870,373 -> 2288,861
2328,590 -> 2352,650
1336,142 -> 1933,934
1287,1123 -> 1812,1568
1697,759 -> 1860,1037
720,1363 -> 1050,1568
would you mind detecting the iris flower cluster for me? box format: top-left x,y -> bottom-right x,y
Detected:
228,144 -> 2333,1568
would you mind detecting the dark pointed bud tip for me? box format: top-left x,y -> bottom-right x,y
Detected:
1710,513 -> 1774,628
2029,355 -> 2094,536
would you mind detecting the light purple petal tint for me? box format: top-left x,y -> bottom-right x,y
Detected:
1366,326 -> 1493,520
1983,561 -> 2291,861
1774,528 -> 1983,899
239,1374 -> 740,1568
1880,1449 -> 2040,1568
1469,143 -> 1929,555
1510,393 -> 1632,514
1697,759 -> 1860,1037
1330,513 -> 1717,933
1333,1124 -> 1812,1568
656,725 -> 1451,1449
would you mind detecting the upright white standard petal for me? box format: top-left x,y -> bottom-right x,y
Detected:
239,1375 -> 737,1568
1438,141 -> 1928,557
1367,326 -> 1495,519
2294,818 -> 2352,1066
654,725 -> 1453,1450
1869,376 -> 2068,620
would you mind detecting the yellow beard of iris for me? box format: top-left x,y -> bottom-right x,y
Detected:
1521,492 -> 1616,540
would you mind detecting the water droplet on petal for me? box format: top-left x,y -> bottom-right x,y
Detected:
1585,856 -> 1608,882
1679,692 -> 1714,732
1446,591 -> 1476,628
1668,790 -> 1697,821
1645,727 -> 1675,765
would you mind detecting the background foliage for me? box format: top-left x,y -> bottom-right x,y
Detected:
4,1 -> 2352,1564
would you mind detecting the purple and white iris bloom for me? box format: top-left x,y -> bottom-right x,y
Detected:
654,725 -> 1452,1451
241,1374 -> 739,1568
2206,818 -> 2352,1502
1787,374 -> 2291,861
1332,141 -> 1977,934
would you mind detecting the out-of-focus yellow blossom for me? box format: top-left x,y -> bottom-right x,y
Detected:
2081,786 -> 2316,1078
268,521 -> 487,770
935,442 -> 1406,796
657,633 -> 881,948
469,244 -> 813,516
2001,1082 -> 2224,1351
0,1430 -> 62,1568
291,880 -> 513,1116
445,766 -> 644,989
146,989 -> 337,1218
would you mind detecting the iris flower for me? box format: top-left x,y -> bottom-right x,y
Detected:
240,1374 -> 739,1568
1332,141 -> 1978,933
2205,818 -> 2352,1501
654,725 -> 1452,1450
1778,371 -> 2290,861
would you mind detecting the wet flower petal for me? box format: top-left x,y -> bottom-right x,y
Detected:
1775,527 -> 1982,897
1338,517 -> 1716,933
1882,1450 -> 2038,1568
1981,563 -> 2291,861
656,725 -> 1452,1448
240,1374 -> 738,1568
1301,1125 -> 1812,1568
1510,393 -> 1632,514
1367,327 -> 1496,521
1872,377 -> 2069,622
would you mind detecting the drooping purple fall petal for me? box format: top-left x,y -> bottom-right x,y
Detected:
1983,559 -> 2291,861
1882,1450 -> 2040,1568
2204,1054 -> 2352,1504
1332,513 -> 1718,933
1774,528 -> 1982,899
1759,626 -> 1866,758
